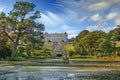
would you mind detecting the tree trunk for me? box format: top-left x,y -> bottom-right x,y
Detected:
12,41 -> 19,57
12,33 -> 21,57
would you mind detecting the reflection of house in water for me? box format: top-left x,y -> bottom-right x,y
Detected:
44,32 -> 68,44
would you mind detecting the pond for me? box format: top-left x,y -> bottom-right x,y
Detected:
0,65 -> 120,80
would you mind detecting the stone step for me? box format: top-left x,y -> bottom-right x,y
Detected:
52,42 -> 65,56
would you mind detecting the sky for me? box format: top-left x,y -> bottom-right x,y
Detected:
0,0 -> 120,38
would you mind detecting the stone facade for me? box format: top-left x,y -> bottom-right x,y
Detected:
44,32 -> 68,44
44,32 -> 68,59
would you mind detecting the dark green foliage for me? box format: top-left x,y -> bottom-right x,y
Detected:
116,47 -> 120,56
0,42 -> 12,59
68,51 -> 76,56
98,39 -> 115,56
74,30 -> 89,56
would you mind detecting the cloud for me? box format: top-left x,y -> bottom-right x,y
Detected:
77,16 -> 87,22
61,25 -> 71,30
90,14 -> 102,22
62,8 -> 80,22
84,1 -> 111,11
115,19 -> 120,25
83,0 -> 120,11
90,12 -> 119,22
86,25 -> 115,32
56,0 -> 89,22
57,0 -> 81,9
58,0 -> 120,12
38,0 -> 120,38
88,12 -> 119,32
39,11 -> 64,27
106,12 -> 118,20
0,6 -> 5,12
57,0 -> 120,25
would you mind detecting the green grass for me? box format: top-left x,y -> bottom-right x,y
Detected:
42,45 -> 52,50
64,43 -> 75,51
32,45 -> 52,59
0,59 -> 120,68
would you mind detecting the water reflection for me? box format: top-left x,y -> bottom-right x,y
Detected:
0,66 -> 120,80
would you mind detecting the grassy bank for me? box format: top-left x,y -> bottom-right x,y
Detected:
0,59 -> 120,68
69,56 -> 120,60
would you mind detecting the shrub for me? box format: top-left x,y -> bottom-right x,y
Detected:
0,44 -> 12,59
68,51 -> 75,56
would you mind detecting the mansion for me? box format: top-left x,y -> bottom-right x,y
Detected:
44,32 -> 68,44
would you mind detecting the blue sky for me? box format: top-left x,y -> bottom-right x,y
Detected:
0,0 -> 120,38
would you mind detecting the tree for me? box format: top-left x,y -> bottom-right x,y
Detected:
109,25 -> 120,56
74,30 -> 89,55
0,1 -> 44,57
109,25 -> 120,41
82,31 -> 106,56
75,30 -> 89,43
98,38 -> 115,56
74,30 -> 106,56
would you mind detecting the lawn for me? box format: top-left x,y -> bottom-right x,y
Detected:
64,43 -> 75,52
